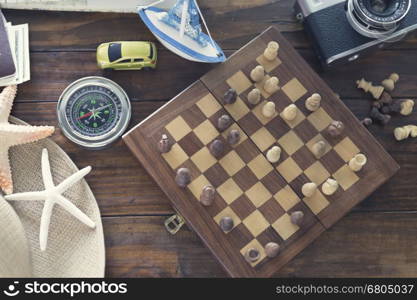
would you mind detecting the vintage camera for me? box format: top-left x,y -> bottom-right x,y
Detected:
295,0 -> 417,67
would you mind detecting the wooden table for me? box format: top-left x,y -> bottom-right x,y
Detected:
4,0 -> 417,277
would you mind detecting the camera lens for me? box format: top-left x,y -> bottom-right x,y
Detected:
346,0 -> 411,38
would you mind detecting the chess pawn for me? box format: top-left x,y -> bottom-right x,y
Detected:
217,114 -> 232,131
200,185 -> 215,206
322,178 -> 339,196
281,104 -> 297,121
210,139 -> 225,158
381,73 -> 399,92
400,99 -> 414,116
219,216 -> 234,232
262,101 -> 276,118
158,134 -> 171,153
247,88 -> 261,105
349,154 -> 367,172
223,88 -> 237,104
356,78 -> 384,100
227,129 -> 241,145
290,211 -> 304,226
302,182 -> 317,197
305,93 -> 321,112
312,140 -> 326,158
264,41 -> 279,61
264,242 -> 280,258
175,168 -> 191,188
266,146 -> 281,163
264,76 -> 279,94
327,120 -> 345,137
250,65 -> 265,83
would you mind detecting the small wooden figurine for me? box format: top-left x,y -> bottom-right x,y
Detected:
264,76 -> 279,94
281,104 -> 297,121
302,182 -> 317,197
175,168 -> 191,188
262,101 -> 276,118
327,120 -> 345,137
305,93 -> 321,112
322,178 -> 339,195
210,139 -> 225,158
247,88 -> 261,105
250,65 -> 265,82
266,146 -> 281,163
158,134 -> 171,153
290,211 -> 304,226
357,78 -> 384,100
349,154 -> 367,172
200,185 -> 215,206
223,88 -> 237,104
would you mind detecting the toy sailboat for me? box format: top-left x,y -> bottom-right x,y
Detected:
138,0 -> 226,63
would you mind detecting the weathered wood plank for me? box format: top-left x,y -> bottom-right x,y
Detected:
104,212 -> 417,277
10,49 -> 417,103
10,100 -> 417,216
3,0 -> 417,51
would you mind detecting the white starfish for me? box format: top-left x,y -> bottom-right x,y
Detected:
0,85 -> 55,194
5,149 -> 96,251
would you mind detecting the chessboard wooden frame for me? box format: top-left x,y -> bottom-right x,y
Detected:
123,26 -> 399,277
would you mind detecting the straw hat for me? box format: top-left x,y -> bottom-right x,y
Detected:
0,117 -> 105,277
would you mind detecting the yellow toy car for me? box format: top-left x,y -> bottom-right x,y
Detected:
96,41 -> 157,70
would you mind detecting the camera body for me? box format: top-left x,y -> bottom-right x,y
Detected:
295,0 -> 417,67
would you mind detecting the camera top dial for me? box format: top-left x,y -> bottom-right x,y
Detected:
346,0 -> 411,38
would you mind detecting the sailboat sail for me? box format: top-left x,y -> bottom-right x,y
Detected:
138,0 -> 226,63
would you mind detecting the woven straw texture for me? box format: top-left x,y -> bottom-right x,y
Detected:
0,117 -> 105,278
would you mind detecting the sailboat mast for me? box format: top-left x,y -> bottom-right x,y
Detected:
179,0 -> 190,38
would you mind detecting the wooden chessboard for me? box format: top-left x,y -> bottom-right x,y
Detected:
123,27 -> 399,277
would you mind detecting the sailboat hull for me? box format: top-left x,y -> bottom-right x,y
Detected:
138,7 -> 226,63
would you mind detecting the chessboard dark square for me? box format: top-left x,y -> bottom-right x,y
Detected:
259,198 -> 286,224
234,139 -> 260,162
181,105 -> 207,129
256,226 -> 283,247
227,223 -> 257,250
319,149 -> 346,175
289,173 -> 311,196
292,146 -> 317,171
178,132 -> 205,157
204,163 -> 230,188
293,119 -> 318,143
261,170 -> 287,195
230,195 -> 257,220
238,112 -> 263,136
233,166 -> 259,191
264,116 -> 291,140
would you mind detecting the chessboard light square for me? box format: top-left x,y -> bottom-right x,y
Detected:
188,175 -> 210,200
193,119 -> 219,145
256,54 -> 282,72
282,78 -> 307,102
252,101 -> 277,125
165,116 -> 192,141
272,213 -> 299,240
214,206 -> 241,232
224,97 -> 250,121
191,147 -> 217,172
162,143 -> 188,169
306,134 -> 332,159
277,131 -> 304,155
304,161 -> 330,185
196,94 -> 221,118
333,137 -> 360,162
274,185 -> 300,211
226,71 -> 252,94
245,182 -> 272,208
333,164 -> 359,190
219,150 -> 246,176
250,127 -> 276,151
276,157 -> 303,183
243,210 -> 270,237
247,154 -> 273,180
307,107 -> 332,132
222,123 -> 247,147
303,190 -> 329,215
240,239 -> 266,267
280,106 -> 306,129
217,178 -> 243,204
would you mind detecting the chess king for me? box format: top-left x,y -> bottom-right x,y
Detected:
295,0 -> 417,67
